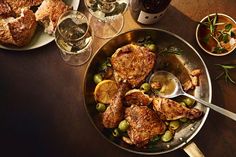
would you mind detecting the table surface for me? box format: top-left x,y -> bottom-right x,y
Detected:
1,0 -> 236,157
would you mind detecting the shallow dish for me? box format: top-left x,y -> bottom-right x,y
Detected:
83,28 -> 212,155
0,0 -> 80,51
196,13 -> 236,56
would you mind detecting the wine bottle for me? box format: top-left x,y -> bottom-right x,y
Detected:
130,0 -> 172,25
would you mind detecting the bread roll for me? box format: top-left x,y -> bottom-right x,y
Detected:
0,1 -> 15,18
35,0 -> 72,35
4,0 -> 43,14
0,8 -> 37,47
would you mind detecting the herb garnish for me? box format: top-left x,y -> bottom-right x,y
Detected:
137,36 -> 154,45
158,46 -> 183,56
137,36 -> 183,55
200,13 -> 235,53
215,64 -> 236,84
99,58 -> 112,71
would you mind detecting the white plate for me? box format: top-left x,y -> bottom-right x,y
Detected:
0,0 -> 80,51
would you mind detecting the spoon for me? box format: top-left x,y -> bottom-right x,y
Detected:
149,71 -> 236,121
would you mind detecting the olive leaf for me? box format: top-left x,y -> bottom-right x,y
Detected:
213,14 -> 217,25
210,24 -> 214,33
222,34 -> 229,43
214,47 -> 226,53
203,33 -> 211,44
225,23 -> 232,31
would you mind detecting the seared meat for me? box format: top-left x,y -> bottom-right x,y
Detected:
102,83 -> 129,128
125,105 -> 166,147
111,44 -> 156,87
183,80 -> 194,91
153,97 -> 203,120
125,89 -> 152,106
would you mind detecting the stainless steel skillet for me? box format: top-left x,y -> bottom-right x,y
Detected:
83,28 -> 211,156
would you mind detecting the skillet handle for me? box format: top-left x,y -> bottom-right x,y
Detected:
183,142 -> 205,157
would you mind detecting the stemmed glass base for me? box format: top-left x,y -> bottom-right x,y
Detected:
60,46 -> 92,66
89,14 -> 124,39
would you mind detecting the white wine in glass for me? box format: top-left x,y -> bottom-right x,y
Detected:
55,11 -> 93,66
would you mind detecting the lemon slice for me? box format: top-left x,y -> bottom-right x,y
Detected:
94,80 -> 118,104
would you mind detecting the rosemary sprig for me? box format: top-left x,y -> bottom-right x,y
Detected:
136,36 -> 183,55
215,64 -> 236,84
158,46 -> 183,56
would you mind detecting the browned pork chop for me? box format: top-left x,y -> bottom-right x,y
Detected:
111,44 -> 156,87
102,83 -> 129,128
125,105 -> 166,147
153,97 -> 203,120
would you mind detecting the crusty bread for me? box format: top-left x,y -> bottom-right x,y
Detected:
0,0 -> 71,47
35,0 -> 72,35
0,8 -> 37,47
0,18 -> 14,44
0,0 -> 15,18
4,0 -> 43,14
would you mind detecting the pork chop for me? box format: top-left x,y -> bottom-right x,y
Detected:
152,97 -> 203,120
111,44 -> 156,87
125,105 -> 166,147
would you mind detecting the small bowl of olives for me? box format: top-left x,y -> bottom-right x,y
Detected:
196,13 -> 236,56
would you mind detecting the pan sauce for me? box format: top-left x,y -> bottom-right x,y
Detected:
149,72 -> 176,96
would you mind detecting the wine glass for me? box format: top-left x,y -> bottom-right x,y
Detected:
85,0 -> 129,39
55,10 -> 93,66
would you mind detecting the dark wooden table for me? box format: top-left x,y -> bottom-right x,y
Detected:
1,0 -> 236,157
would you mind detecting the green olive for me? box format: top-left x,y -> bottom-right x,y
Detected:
180,102 -> 186,107
145,43 -> 157,51
183,97 -> 195,106
96,103 -> 106,112
140,83 -> 151,93
112,128 -> 120,137
179,117 -> 188,123
161,130 -> 173,142
118,120 -> 129,132
169,120 -> 180,130
165,121 -> 169,126
93,74 -> 102,84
